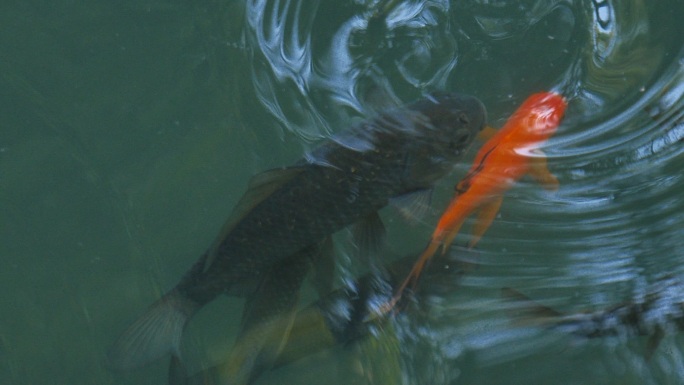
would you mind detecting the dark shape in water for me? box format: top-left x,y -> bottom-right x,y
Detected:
172,247 -> 474,385
107,92 -> 487,369
502,276 -> 684,358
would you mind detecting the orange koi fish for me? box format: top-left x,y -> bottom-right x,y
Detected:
395,91 -> 567,301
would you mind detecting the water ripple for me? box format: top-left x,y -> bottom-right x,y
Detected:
235,0 -> 684,383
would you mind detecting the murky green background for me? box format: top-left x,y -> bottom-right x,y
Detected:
1,0 -> 683,384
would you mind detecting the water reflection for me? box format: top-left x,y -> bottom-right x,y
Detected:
246,0 -> 464,141
234,0 -> 684,384
4,0 -> 678,383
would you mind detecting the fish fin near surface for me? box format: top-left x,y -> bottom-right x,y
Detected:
527,153 -> 559,190
310,237 -> 336,298
107,291 -> 198,370
351,211 -> 387,266
500,287 -> 562,325
203,167 -> 306,271
467,196 -> 504,249
390,189 -> 433,223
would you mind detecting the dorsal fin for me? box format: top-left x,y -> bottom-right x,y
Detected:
501,287 -> 563,319
203,167 -> 307,271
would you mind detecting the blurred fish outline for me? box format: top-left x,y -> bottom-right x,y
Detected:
390,92 -> 567,307
107,92 -> 487,371
170,246 -> 474,385
502,276 -> 684,359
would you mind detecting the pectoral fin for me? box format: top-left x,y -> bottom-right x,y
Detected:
528,154 -> 559,190
467,196 -> 504,248
351,212 -> 387,265
440,217 -> 469,255
389,189 -> 433,223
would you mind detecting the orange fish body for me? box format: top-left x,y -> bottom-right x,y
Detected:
392,92 -> 567,303
436,91 -> 567,249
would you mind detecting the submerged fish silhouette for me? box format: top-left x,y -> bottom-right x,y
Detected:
390,92 -> 567,307
108,92 -> 487,369
171,248 -> 474,385
502,276 -> 684,358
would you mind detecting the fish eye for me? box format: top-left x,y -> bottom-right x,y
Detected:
458,131 -> 471,143
457,113 -> 470,126
450,131 -> 471,148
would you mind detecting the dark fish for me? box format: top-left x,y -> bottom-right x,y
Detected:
183,244 -> 319,385
107,92 -> 486,369
172,248 -> 473,385
502,276 -> 684,358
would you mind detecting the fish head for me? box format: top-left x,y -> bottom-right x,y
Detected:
400,92 -> 487,184
400,92 -> 487,160
393,92 -> 487,188
516,92 -> 567,139
418,91 -> 488,151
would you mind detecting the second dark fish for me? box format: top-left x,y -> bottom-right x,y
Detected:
172,247 -> 474,385
502,276 -> 684,358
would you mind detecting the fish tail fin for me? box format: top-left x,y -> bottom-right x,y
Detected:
501,287 -> 562,326
107,290 -> 199,370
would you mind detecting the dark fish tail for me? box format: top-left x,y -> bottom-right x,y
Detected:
500,287 -> 563,328
107,290 -> 200,370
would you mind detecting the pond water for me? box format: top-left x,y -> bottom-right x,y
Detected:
1,0 -> 683,384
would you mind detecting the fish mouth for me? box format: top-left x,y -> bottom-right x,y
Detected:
442,93 -> 488,154
442,92 -> 488,134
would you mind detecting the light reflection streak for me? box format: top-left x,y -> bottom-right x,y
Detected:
231,0 -> 684,383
